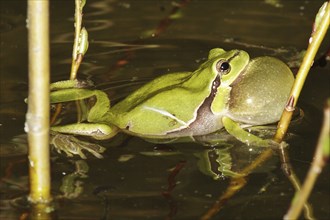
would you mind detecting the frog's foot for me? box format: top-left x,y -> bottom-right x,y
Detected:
50,132 -> 106,159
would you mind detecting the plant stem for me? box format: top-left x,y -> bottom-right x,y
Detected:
202,3 -> 329,219
70,0 -> 83,80
27,0 -> 52,203
51,0 -> 88,125
284,100 -> 330,220
274,1 -> 330,143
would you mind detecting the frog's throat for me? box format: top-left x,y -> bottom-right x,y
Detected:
167,74 -> 222,136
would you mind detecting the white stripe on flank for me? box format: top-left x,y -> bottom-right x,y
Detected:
143,106 -> 188,127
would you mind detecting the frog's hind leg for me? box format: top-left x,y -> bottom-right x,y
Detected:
50,79 -> 94,90
51,123 -> 118,140
49,79 -> 119,158
50,88 -> 110,123
50,87 -> 117,137
50,119 -> 119,158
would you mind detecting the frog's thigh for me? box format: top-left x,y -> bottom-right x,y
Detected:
51,123 -> 118,140
50,79 -> 93,90
50,89 -> 107,104
221,117 -> 268,147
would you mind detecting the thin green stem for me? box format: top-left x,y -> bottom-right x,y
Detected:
201,3 -> 329,219
274,1 -> 330,143
284,100 -> 330,220
70,0 -> 82,80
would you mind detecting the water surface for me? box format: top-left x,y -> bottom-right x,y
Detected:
1,0 -> 329,219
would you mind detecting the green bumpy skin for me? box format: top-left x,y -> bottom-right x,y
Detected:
50,48 -> 294,151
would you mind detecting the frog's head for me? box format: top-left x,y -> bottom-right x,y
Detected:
208,48 -> 250,87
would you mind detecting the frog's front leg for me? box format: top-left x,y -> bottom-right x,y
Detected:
222,116 -> 270,147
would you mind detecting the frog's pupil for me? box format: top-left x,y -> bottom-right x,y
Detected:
216,60 -> 231,75
220,62 -> 230,71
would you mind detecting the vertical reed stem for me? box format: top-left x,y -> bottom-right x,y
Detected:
27,0 -> 52,203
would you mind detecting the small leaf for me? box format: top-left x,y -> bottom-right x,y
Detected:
78,27 -> 89,55
81,0 -> 86,9
314,2 -> 328,32
323,136 -> 330,157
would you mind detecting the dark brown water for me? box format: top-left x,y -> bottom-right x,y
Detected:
1,0 -> 329,219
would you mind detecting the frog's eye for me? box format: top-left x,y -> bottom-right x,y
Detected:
216,60 -> 231,75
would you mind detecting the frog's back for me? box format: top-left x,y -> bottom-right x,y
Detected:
111,71 -> 193,112
108,70 -> 214,136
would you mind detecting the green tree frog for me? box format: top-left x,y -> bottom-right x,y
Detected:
50,48 -> 294,157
